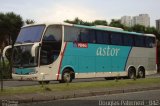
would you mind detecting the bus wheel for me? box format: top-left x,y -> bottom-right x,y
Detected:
38,81 -> 50,84
138,68 -> 145,78
61,69 -> 73,83
128,67 -> 136,79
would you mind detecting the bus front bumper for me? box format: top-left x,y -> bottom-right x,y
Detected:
12,74 -> 38,81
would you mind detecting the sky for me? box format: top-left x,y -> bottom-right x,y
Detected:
0,0 -> 160,26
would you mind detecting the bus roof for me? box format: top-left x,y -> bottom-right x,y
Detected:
22,22 -> 72,28
22,22 -> 155,37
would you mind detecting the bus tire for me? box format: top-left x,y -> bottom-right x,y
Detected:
138,67 -> 145,78
128,67 -> 136,79
61,69 -> 73,83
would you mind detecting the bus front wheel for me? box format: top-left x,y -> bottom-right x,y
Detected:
60,69 -> 73,83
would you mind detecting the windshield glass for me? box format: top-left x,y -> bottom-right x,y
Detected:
16,25 -> 45,43
12,45 -> 39,67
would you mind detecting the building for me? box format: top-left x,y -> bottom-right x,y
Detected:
121,16 -> 132,27
121,14 -> 150,27
131,16 -> 139,26
156,19 -> 160,31
132,14 -> 150,27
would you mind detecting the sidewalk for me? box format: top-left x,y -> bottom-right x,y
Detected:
0,83 -> 160,103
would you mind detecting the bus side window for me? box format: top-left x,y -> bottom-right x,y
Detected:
89,30 -> 96,43
64,26 -> 80,42
123,34 -> 134,46
78,29 -> 96,43
96,31 -> 103,44
103,31 -> 110,44
145,37 -> 155,48
43,25 -> 62,42
96,31 -> 110,44
135,36 -> 145,47
43,34 -> 56,41
79,29 -> 89,43
111,33 -> 123,45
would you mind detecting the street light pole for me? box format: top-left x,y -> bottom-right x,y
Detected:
0,51 -> 3,91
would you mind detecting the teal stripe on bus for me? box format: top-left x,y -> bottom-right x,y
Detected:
61,42 -> 131,73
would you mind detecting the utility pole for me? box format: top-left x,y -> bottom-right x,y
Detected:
0,50 -> 4,91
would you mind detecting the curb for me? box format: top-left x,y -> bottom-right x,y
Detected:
7,86 -> 160,104
1,79 -> 13,81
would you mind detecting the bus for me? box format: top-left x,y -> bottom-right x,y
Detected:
3,23 -> 157,83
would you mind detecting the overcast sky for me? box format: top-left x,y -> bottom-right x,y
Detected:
0,0 -> 159,26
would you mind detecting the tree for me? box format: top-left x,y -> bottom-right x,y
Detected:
93,20 -> 108,26
74,17 -> 83,25
109,19 -> 124,28
131,24 -> 146,33
64,17 -> 93,26
0,12 -> 23,45
25,19 -> 35,25
0,12 -> 23,78
0,13 -> 6,48
64,17 -> 108,26
64,17 -> 82,25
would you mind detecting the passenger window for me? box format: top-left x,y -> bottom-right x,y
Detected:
43,25 -> 62,41
79,29 -> 89,42
96,31 -> 110,44
145,37 -> 155,48
79,29 -> 96,43
123,34 -> 134,46
111,33 -> 123,45
135,36 -> 145,47
88,30 -> 96,43
64,26 -> 80,42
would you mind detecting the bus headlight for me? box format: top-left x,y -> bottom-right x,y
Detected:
29,70 -> 38,74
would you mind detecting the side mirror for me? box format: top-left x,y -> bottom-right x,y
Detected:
2,45 -> 12,58
31,43 -> 40,57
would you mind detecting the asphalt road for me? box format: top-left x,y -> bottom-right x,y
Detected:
20,89 -> 160,106
2,73 -> 160,88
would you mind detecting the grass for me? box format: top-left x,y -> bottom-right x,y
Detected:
0,78 -> 160,96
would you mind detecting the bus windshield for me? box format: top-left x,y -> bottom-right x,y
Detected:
12,44 -> 39,68
16,25 -> 45,43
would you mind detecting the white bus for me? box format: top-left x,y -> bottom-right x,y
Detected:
3,23 -> 157,83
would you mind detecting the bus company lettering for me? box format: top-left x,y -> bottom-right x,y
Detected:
74,42 -> 88,48
96,46 -> 120,56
